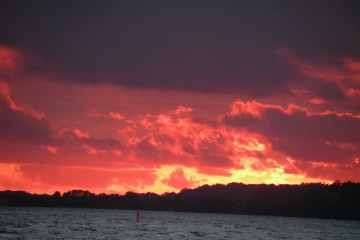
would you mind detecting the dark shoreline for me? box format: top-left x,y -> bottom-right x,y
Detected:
1,181 -> 360,221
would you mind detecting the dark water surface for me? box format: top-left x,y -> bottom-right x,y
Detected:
0,207 -> 359,239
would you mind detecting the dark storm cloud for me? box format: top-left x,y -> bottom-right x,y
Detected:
1,0 -> 360,94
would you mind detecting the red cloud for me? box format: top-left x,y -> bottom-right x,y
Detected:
109,112 -> 125,120
88,108 -> 125,121
277,48 -> 360,84
0,46 -> 22,79
224,100 -> 360,165
309,98 -> 329,105
60,128 -> 122,153
1,80 -> 358,194
277,48 -> 360,109
291,161 -> 360,183
0,45 -> 44,82
228,100 -> 280,118
174,105 -> 193,115
0,82 -> 56,146
163,167 -> 195,189
121,108 -> 269,170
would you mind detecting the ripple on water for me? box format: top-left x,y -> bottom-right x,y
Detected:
1,207 -> 360,240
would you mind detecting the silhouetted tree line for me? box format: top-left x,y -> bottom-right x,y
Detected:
1,181 -> 359,220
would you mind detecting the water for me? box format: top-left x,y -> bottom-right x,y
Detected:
0,207 -> 359,240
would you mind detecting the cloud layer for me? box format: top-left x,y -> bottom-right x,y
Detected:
1,1 -> 360,96
0,1 -> 359,194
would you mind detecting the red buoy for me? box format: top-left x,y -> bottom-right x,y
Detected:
136,211 -> 140,223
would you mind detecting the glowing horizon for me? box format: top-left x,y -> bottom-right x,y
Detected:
0,78 -> 355,195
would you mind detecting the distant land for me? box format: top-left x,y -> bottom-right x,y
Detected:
1,181 -> 359,220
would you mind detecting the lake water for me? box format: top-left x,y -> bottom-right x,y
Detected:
0,207 -> 359,239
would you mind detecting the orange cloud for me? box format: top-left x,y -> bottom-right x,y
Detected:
121,106 -> 272,171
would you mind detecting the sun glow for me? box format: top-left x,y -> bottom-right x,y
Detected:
104,163 -> 332,195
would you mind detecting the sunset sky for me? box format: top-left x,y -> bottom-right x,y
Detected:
0,1 -> 359,195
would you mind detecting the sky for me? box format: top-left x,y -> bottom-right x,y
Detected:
0,0 -> 359,195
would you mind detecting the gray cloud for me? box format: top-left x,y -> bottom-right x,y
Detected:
1,1 -> 359,96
